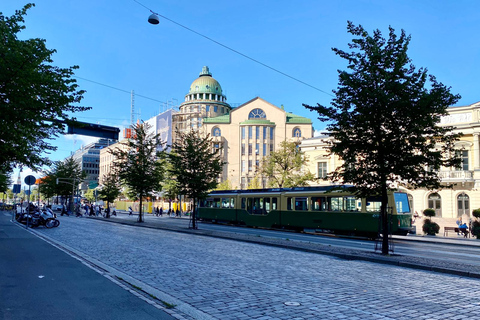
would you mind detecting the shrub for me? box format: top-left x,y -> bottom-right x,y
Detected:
472,209 -> 480,219
422,218 -> 440,235
423,208 -> 436,217
471,221 -> 480,239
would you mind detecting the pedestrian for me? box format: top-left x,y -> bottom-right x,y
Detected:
84,204 -> 89,216
112,208 -> 117,216
129,206 -> 133,216
156,206 -> 160,217
90,205 -> 94,216
159,207 -> 163,216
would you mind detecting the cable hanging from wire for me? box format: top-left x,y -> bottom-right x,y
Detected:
133,0 -> 334,97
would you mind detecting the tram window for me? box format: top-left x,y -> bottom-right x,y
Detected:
241,198 -> 246,210
366,197 -> 382,212
213,198 -> 221,208
330,197 -> 344,211
265,198 -> 271,213
200,199 -> 212,207
295,197 -> 308,211
287,197 -> 293,210
221,198 -> 230,208
272,198 -> 278,210
345,196 -> 358,211
312,197 -> 327,211
247,198 -> 253,213
230,198 -> 235,208
394,192 -> 411,213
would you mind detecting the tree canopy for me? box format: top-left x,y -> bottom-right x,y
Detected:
259,140 -> 316,188
167,130 -> 224,229
109,122 -> 165,222
304,22 -> 461,254
0,4 -> 88,171
98,171 -> 121,217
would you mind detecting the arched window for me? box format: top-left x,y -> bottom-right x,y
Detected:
212,127 -> 221,137
293,128 -> 301,138
457,193 -> 470,217
428,193 -> 442,217
248,108 -> 266,119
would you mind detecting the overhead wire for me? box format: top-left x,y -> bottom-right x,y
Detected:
133,0 -> 334,98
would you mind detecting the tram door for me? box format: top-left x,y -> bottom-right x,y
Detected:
457,193 -> 470,217
427,193 -> 442,217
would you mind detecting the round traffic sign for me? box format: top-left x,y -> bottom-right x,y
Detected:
24,175 -> 36,186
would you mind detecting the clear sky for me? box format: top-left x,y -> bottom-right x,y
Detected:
3,0 -> 480,182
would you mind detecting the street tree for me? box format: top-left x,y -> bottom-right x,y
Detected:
167,130 -> 224,229
43,157 -> 86,210
84,188 -> 96,204
304,22 -> 462,255
259,140 -> 316,188
109,122 -> 164,223
161,162 -> 180,212
0,4 -> 88,171
98,172 -> 121,218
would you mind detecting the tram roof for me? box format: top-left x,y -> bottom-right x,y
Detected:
208,185 -> 355,195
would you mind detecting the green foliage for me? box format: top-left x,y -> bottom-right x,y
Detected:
41,157 -> 86,202
161,161 -> 179,200
471,221 -> 480,239
247,176 -> 262,190
303,22 -> 461,254
98,172 -> 121,214
259,140 -> 316,188
109,122 -> 165,222
216,179 -> 233,191
472,209 -> 480,219
0,4 -> 88,171
304,22 -> 461,196
422,208 -> 436,217
0,166 -> 12,193
167,129 -> 224,229
422,219 -> 440,235
84,188 -> 96,203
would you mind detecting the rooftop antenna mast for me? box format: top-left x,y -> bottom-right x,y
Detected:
130,90 -> 135,126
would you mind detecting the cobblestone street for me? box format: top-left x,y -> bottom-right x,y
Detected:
34,216 -> 480,320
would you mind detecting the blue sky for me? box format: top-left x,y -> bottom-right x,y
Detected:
3,0 -> 480,181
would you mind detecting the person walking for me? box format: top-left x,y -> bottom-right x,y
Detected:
159,207 -> 163,217
128,206 -> 133,216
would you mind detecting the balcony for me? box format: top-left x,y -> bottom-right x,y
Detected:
438,170 -> 474,182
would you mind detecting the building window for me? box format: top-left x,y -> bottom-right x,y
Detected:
263,127 -> 267,140
241,143 -> 245,156
241,177 -> 246,189
248,108 -> 266,119
248,143 -> 252,155
248,126 -> 252,139
241,161 -> 246,173
317,162 -> 327,179
255,143 -> 259,155
293,128 -> 301,138
256,126 -> 260,139
241,127 -> 245,139
248,160 -> 252,171
221,107 -> 224,113
428,193 -> 442,217
263,143 -> 267,156
456,150 -> 469,171
214,106 -> 218,112
206,105 -> 210,112
212,127 -> 221,137
270,127 -> 274,141
457,193 -> 470,217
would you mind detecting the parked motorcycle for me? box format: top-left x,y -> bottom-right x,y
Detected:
16,207 -> 60,228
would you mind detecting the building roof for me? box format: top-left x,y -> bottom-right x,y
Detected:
188,66 -> 223,95
203,114 -> 231,124
286,112 -> 312,124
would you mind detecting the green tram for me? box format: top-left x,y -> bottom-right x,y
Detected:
198,186 -> 414,238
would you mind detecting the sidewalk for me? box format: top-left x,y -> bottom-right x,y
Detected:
0,212 -> 176,320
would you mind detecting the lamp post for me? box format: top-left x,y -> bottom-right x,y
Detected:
56,178 -> 77,214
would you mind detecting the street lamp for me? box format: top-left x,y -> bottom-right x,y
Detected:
148,13 -> 160,25
56,178 -> 77,214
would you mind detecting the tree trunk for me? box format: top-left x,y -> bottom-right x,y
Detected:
191,197 -> 197,229
138,196 -> 143,223
381,181 -> 389,255
106,202 -> 110,218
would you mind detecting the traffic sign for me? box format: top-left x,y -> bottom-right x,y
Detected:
12,184 -> 21,194
24,175 -> 36,186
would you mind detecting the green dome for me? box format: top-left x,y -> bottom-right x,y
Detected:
188,66 -> 223,95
